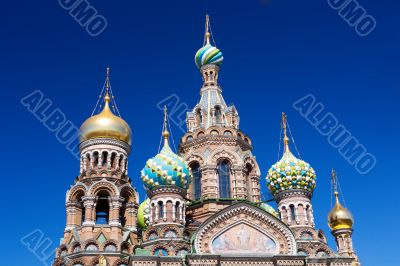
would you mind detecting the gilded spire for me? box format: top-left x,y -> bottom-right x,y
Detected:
162,105 -> 170,146
282,112 -> 290,152
204,14 -> 211,45
331,169 -> 340,204
104,67 -> 111,102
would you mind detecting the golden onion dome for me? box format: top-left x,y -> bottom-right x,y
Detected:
80,94 -> 132,145
328,192 -> 354,231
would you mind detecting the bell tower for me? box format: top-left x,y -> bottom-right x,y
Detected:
137,107 -> 192,257
179,15 -> 261,225
53,69 -> 139,266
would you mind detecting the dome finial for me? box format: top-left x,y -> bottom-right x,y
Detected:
331,168 -> 340,204
162,105 -> 170,145
204,14 -> 211,45
104,67 -> 111,102
282,112 -> 290,152
328,169 -> 354,230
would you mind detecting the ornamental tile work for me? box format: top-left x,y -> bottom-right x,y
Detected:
53,16 -> 360,266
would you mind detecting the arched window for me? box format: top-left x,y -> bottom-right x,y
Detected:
85,153 -> 91,169
95,193 -> 109,224
154,248 -> 168,256
300,232 -> 313,240
218,160 -> 231,198
119,155 -> 124,168
191,162 -> 202,200
158,201 -> 164,219
104,244 -> 117,252
101,151 -> 108,166
73,245 -> 81,253
93,152 -> 99,167
289,205 -> 296,223
86,244 -> 98,251
164,230 -> 177,238
110,152 -> 117,168
175,202 -> 180,219
224,130 -> 232,136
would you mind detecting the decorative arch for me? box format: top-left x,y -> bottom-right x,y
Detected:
152,245 -> 169,256
145,229 -> 159,241
83,239 -> 99,251
185,153 -> 205,165
68,241 -> 82,254
209,146 -> 241,165
194,202 -> 296,255
159,225 -> 181,238
66,183 -> 88,202
88,179 -> 119,196
243,156 -> 261,176
102,239 -> 119,252
119,185 -> 138,204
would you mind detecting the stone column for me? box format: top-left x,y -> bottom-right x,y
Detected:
65,202 -> 77,230
107,153 -> 112,169
82,196 -> 96,226
83,156 -> 88,172
201,166 -> 218,199
163,201 -> 167,221
115,155 -> 121,170
124,202 -> 138,230
109,196 -> 123,226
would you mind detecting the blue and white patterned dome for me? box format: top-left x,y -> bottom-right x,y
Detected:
195,44 -> 223,69
266,149 -> 316,196
141,131 -> 192,190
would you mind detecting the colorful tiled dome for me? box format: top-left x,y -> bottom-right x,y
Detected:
195,44 -> 223,69
141,131 -> 192,190
266,149 -> 316,196
137,198 -> 150,229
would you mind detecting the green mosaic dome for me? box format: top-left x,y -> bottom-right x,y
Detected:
266,150 -> 316,196
137,198 -> 150,229
140,131 -> 192,190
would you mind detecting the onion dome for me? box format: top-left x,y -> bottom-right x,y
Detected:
194,15 -> 223,69
80,69 -> 132,145
266,113 -> 316,196
328,170 -> 354,231
195,44 -> 223,69
137,198 -> 150,229
141,108 -> 192,190
260,203 -> 279,218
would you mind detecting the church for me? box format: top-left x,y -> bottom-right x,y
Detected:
53,16 -> 360,266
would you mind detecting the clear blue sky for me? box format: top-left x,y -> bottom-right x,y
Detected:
1,0 -> 398,265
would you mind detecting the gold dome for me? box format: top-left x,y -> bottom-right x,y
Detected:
328,192 -> 354,231
80,94 -> 132,145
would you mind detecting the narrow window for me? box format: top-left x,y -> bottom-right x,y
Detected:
191,162 -> 202,200
218,160 -> 231,198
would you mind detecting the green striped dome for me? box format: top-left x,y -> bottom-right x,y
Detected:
195,44 -> 223,68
